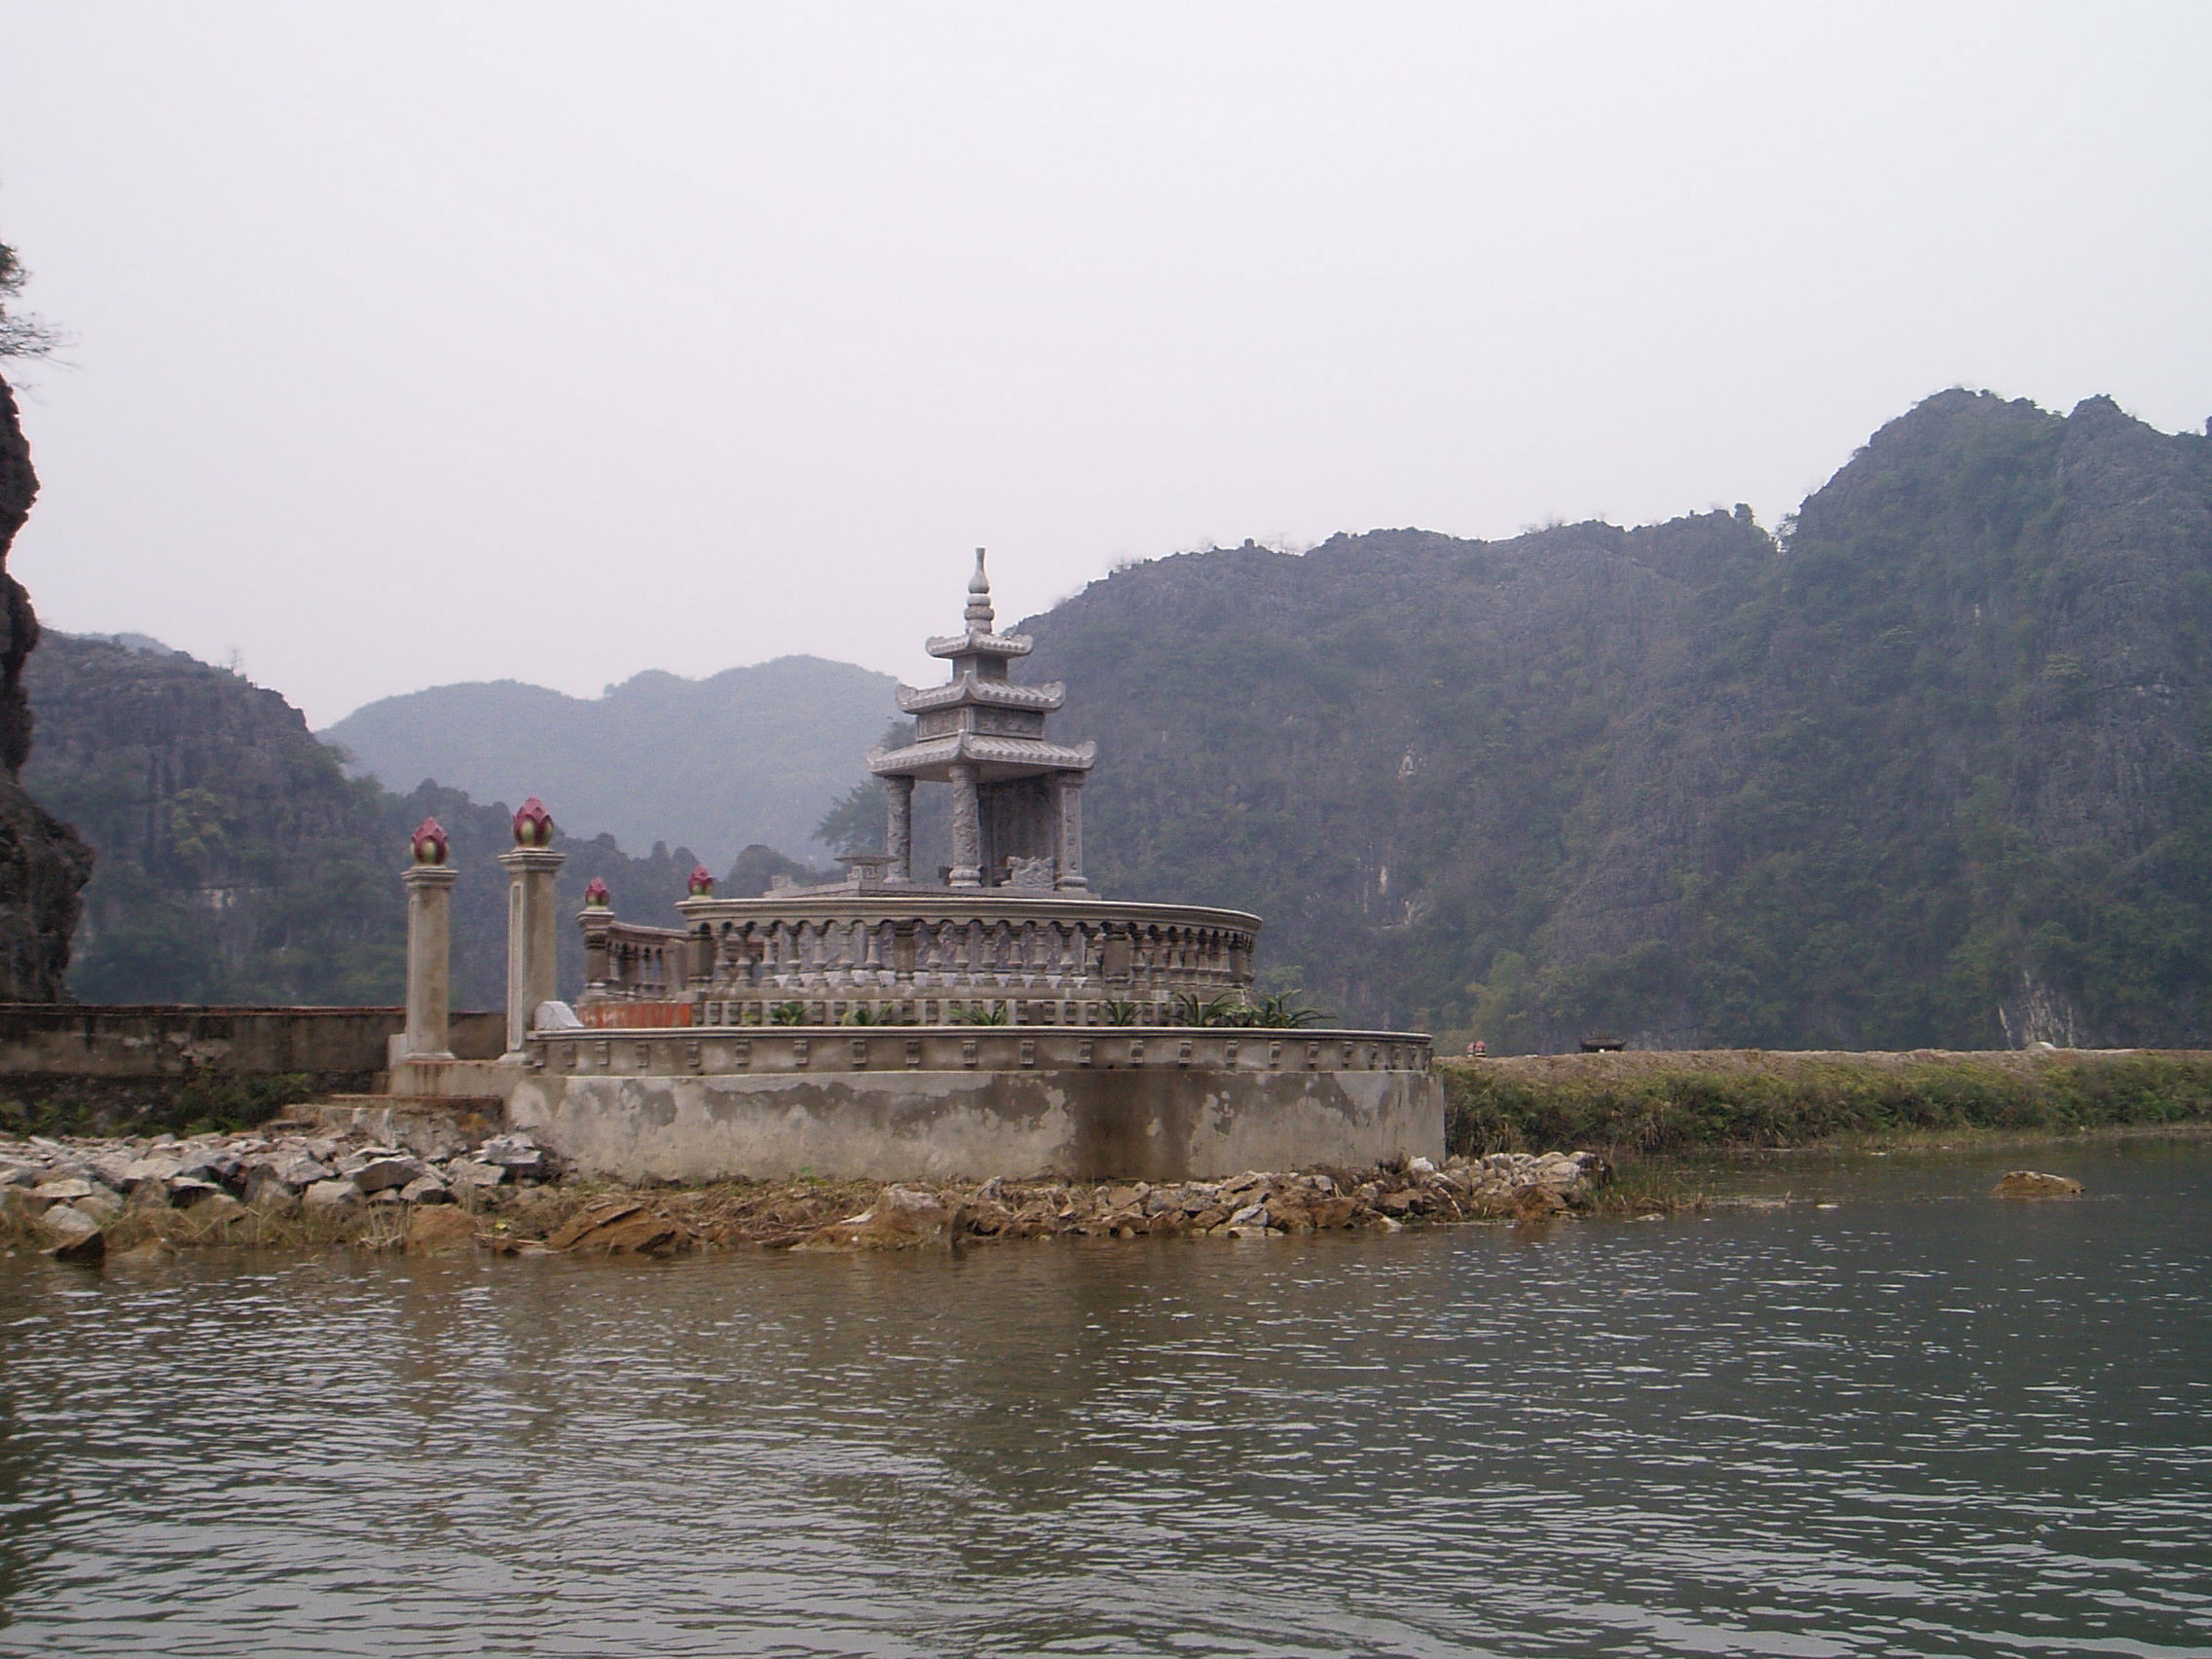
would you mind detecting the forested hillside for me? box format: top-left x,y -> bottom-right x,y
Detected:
23,636 -> 695,1007
1022,391 -> 2212,1051
322,655 -> 895,866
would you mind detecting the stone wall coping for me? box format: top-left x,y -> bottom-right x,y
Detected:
533,1023 -> 1430,1040
674,895 -> 1262,929
527,1024 -> 1435,1079
0,1003 -> 426,1015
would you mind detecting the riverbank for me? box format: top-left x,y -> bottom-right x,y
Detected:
1441,1048 -> 2212,1154
1,1123 -> 1615,1262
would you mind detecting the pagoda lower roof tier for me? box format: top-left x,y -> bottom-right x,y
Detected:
896,675 -> 1066,715
869,731 -> 1095,783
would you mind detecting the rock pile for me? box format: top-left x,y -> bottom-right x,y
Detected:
0,1125 -> 558,1261
2,1129 -> 1606,1262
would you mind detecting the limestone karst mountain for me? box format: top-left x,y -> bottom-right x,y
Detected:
1021,391 -> 2212,1051
24,389 -> 2212,1045
320,656 -> 898,868
23,633 -> 694,1008
0,371 -> 92,998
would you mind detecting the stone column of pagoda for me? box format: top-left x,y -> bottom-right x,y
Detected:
399,818 -> 457,1060
498,796 -> 566,1058
1052,773 -> 1088,893
947,762 -> 983,889
884,775 -> 915,883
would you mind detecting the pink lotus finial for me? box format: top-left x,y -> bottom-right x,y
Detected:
582,876 -> 611,909
513,796 -> 555,847
687,864 -> 715,898
409,817 -> 449,866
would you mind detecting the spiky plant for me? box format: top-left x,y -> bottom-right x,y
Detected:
1251,991 -> 1329,1028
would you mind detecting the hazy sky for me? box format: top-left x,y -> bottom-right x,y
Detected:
2,3 -> 2207,725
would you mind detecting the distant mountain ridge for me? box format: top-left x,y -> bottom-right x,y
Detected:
321,655 -> 898,866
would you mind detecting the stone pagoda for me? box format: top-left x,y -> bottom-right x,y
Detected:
869,549 -> 1093,893
381,550 -> 1443,1183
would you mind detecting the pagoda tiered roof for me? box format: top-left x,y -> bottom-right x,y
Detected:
868,730 -> 1095,784
925,627 -> 1032,661
896,675 -> 1066,715
867,548 -> 1093,787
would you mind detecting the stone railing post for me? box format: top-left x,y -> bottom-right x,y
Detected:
500,796 -> 566,1058
580,877 -> 612,991
399,818 -> 457,1060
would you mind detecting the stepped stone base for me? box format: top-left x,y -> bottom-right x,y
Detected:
293,1094 -> 505,1159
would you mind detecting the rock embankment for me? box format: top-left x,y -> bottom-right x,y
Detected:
2,1124 -> 555,1262
2,1125 -> 1607,1262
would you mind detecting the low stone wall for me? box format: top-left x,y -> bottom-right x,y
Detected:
0,1004 -> 507,1077
508,1024 -> 1443,1182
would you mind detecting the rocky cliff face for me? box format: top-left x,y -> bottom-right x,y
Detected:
0,376 -> 92,1000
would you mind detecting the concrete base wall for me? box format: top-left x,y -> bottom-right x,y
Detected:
505,1065 -> 1445,1183
0,1004 -> 506,1078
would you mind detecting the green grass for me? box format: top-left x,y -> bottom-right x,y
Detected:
1442,1050 -> 2212,1156
0,1072 -> 328,1140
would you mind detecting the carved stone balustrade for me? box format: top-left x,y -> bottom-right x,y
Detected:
599,893 -> 1267,1028
579,910 -> 690,1003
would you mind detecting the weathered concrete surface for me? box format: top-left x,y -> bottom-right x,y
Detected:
0,1004 -> 505,1077
505,1065 -> 1444,1183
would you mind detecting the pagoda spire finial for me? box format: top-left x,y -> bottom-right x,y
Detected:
963,547 -> 994,633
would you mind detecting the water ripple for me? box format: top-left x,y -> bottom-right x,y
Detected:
1,1139 -> 2207,1656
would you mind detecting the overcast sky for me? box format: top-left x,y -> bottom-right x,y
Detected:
2,2 -> 2207,726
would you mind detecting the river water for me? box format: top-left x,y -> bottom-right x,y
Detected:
2,1139 -> 2207,1658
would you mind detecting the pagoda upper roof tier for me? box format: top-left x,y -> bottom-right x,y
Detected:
868,731 -> 1096,784
896,675 -> 1067,715
925,628 -> 1032,660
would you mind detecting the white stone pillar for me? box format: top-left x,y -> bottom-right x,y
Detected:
400,855 -> 458,1060
1053,773 -> 1088,893
885,775 -> 914,883
500,847 -> 565,1055
499,802 -> 567,1057
948,762 -> 983,889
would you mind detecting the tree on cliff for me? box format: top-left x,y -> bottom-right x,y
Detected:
0,236 -> 93,1000
0,242 -> 63,360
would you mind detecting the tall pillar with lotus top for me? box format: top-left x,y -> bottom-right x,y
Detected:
499,796 -> 566,1058
400,817 -> 458,1060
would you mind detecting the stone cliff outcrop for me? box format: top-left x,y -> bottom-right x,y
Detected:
0,375 -> 92,1000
